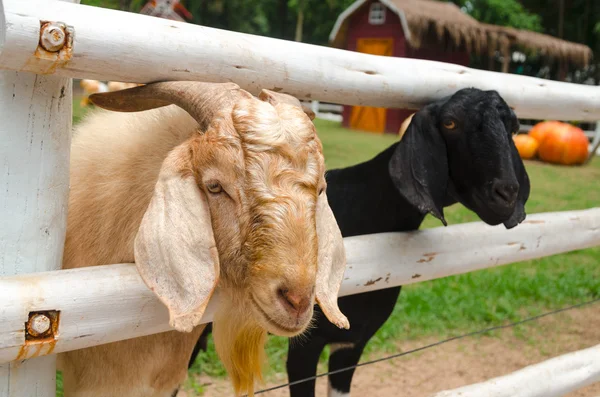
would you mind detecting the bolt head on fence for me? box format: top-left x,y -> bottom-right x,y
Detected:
39,22 -> 68,52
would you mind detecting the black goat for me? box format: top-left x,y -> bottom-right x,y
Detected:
190,88 -> 531,396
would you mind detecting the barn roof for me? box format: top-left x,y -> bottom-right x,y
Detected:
329,0 -> 593,67
482,24 -> 592,68
329,0 -> 488,54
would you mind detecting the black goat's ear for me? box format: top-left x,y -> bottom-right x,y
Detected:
503,139 -> 530,229
388,109 -> 449,226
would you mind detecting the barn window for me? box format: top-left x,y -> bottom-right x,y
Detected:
369,2 -> 386,25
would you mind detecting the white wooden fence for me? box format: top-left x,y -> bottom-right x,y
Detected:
0,1 -> 599,396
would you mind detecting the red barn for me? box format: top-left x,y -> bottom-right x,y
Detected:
329,0 -> 487,134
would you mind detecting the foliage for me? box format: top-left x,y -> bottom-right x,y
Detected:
457,0 -> 543,32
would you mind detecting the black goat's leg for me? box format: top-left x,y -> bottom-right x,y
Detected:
188,324 -> 212,369
326,342 -> 367,397
287,335 -> 327,397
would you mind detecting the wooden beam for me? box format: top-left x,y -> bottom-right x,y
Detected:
1,0 -> 600,121
0,208 -> 598,365
0,1 -> 78,395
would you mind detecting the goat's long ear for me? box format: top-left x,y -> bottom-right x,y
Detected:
315,193 -> 349,330
258,89 -> 315,120
134,141 -> 219,333
389,107 -> 449,226
503,136 -> 530,229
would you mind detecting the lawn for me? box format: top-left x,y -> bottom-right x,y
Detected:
65,104 -> 600,394
188,118 -> 600,385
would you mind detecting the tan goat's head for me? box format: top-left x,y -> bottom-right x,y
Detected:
89,81 -> 348,395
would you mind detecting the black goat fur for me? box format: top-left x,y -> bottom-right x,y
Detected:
187,88 -> 531,397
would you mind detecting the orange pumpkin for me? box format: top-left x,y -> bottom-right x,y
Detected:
513,134 -> 539,159
528,120 -> 563,145
537,123 -> 589,165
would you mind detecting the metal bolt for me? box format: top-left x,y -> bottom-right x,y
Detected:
40,23 -> 66,52
27,314 -> 51,337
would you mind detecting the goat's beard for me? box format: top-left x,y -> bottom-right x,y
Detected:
213,299 -> 268,397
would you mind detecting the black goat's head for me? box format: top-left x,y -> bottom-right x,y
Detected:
389,88 -> 530,229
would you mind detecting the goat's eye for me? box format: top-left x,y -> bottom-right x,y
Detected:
206,182 -> 223,194
318,188 -> 325,195
443,120 -> 456,130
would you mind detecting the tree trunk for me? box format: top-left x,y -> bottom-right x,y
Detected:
200,0 -> 209,24
558,0 -> 565,38
279,0 -> 288,39
582,0 -> 590,43
295,0 -> 305,42
119,0 -> 129,11
487,53 -> 495,71
222,0 -> 230,30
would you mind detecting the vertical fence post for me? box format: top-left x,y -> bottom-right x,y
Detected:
0,1 -> 79,395
311,99 -> 320,117
586,121 -> 600,163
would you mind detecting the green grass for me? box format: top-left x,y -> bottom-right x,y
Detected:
187,119 -> 600,380
63,102 -> 600,392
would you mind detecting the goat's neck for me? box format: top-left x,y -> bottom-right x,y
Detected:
325,143 -> 421,237
326,142 -> 458,237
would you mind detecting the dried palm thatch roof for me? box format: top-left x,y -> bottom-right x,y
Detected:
482,23 -> 592,67
329,0 -> 593,67
387,0 -> 487,54
330,0 -> 487,54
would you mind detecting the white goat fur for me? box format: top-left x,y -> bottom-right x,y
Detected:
58,107 -> 204,397
58,85 -> 348,397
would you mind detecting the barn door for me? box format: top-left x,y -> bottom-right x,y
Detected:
350,38 -> 394,133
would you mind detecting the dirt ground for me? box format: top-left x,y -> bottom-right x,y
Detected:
183,304 -> 600,397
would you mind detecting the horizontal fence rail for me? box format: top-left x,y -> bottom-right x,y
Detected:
1,1 -> 600,396
1,208 -> 599,365
432,343 -> 600,397
1,0 -> 600,120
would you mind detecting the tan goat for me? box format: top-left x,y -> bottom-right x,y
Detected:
58,81 -> 349,397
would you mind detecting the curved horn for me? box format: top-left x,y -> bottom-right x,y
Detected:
89,81 -> 249,131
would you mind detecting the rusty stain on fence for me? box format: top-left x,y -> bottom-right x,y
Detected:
508,241 -> 526,250
417,252 -> 437,263
364,277 -> 383,286
24,21 -> 74,74
13,310 -> 61,363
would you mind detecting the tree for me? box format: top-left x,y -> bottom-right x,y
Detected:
519,0 -> 600,83
454,0 -> 542,31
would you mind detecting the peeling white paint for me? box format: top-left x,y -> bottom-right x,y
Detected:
1,0 -> 600,120
0,208 -> 599,364
0,2 -> 77,395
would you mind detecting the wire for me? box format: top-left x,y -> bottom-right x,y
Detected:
252,296 -> 600,395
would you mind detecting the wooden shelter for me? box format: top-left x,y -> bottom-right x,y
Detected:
330,0 -> 593,134
483,23 -> 592,77
330,0 -> 487,133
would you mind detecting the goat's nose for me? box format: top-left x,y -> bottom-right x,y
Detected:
492,179 -> 519,205
278,287 -> 311,316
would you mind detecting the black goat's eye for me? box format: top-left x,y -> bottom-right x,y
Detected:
443,120 -> 456,130
206,181 -> 223,194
